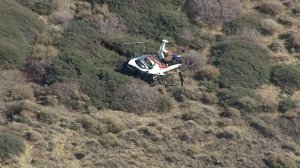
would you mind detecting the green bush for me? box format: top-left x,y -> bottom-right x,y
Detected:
0,0 -> 45,68
0,133 -> 26,160
223,15 -> 261,35
51,20 -> 130,109
95,0 -> 206,49
218,87 -> 261,113
278,98 -> 296,112
211,40 -> 271,88
271,64 -> 300,92
16,0 -> 57,15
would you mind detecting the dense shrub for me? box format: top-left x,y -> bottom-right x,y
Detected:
0,133 -> 26,161
211,40 -> 271,88
271,64 -> 300,92
0,1 -> 45,68
218,87 -> 261,113
80,67 -> 129,109
216,126 -> 245,140
95,0 -> 207,49
16,0 -> 57,15
276,116 -> 300,141
170,86 -> 187,102
26,59 -> 55,85
185,0 -> 243,25
86,0 -> 105,6
50,20 -> 130,109
255,1 -> 283,16
278,98 -> 296,112
277,16 -> 294,27
223,15 -> 261,35
92,14 -> 126,36
116,81 -> 167,114
264,153 -> 297,168
175,28 -> 209,50
180,110 -> 213,125
156,96 -> 173,113
293,4 -> 300,16
182,50 -> 207,71
281,142 -> 299,153
286,33 -> 300,53
268,40 -> 285,53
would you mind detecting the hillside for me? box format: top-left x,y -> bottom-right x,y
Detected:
0,0 -> 300,167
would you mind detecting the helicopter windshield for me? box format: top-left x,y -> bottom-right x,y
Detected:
143,56 -> 156,69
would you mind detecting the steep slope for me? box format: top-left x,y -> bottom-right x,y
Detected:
0,0 -> 300,167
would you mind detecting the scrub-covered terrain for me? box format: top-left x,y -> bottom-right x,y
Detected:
0,0 -> 300,167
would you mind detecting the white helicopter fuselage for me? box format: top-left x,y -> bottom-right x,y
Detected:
127,55 -> 182,76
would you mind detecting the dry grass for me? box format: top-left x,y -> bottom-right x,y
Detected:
93,4 -> 110,16
256,85 -> 280,111
264,152 -> 297,168
255,1 -> 284,16
277,15 -> 294,27
250,117 -> 276,138
180,110 -> 214,126
37,32 -> 53,45
220,107 -> 241,118
49,82 -> 80,101
195,64 -> 220,80
75,1 -> 92,19
260,19 -> 282,35
32,44 -> 59,59
235,28 -> 260,42
50,10 -> 73,24
8,84 -> 35,101
216,126 -> 247,140
100,114 -> 126,133
99,133 -> 120,147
